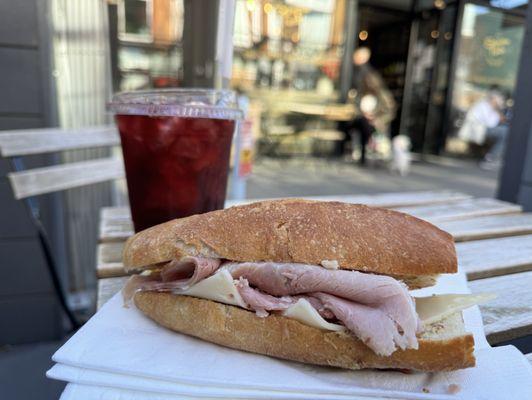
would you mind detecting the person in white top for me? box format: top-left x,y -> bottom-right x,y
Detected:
458,89 -> 508,168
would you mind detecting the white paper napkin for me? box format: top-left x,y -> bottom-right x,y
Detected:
58,383 -> 402,400
48,272 -> 532,399
49,345 -> 532,400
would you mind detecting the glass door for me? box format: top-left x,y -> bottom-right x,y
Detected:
445,2 -> 525,149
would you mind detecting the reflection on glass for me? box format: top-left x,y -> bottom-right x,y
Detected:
448,4 -> 524,139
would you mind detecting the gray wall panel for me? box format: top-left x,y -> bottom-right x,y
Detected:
0,0 -> 39,47
0,116 -> 44,130
0,48 -> 42,114
0,240 -> 54,296
0,181 -> 36,238
0,159 -> 10,176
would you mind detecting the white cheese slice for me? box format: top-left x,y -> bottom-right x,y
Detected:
283,299 -> 345,331
179,270 -> 247,308
415,293 -> 496,325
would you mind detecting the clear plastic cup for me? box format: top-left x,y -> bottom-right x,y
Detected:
108,89 -> 242,232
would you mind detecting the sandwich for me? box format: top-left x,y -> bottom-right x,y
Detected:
122,199 -> 480,372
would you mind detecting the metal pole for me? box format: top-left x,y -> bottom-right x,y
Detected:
497,3 -> 532,210
339,0 -> 358,102
398,0 -> 419,137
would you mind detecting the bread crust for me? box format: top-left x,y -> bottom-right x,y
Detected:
123,200 -> 457,276
134,292 -> 475,372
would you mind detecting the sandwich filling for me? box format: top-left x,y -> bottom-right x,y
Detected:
123,256 -> 421,356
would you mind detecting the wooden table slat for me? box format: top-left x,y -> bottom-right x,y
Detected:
99,217 -> 134,243
470,270 -> 532,344
438,213 -> 532,242
97,242 -> 126,278
101,206 -> 130,221
394,198 -> 521,223
225,190 -> 471,209
457,235 -> 532,280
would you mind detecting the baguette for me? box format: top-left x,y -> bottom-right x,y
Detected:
124,199 -> 456,280
135,291 -> 475,372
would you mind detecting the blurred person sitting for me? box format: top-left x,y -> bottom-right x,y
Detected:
458,88 -> 509,169
339,47 -> 396,165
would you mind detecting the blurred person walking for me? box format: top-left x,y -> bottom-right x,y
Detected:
339,47 -> 396,165
458,88 -> 509,170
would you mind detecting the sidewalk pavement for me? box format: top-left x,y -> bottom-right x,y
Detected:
243,156 -> 498,199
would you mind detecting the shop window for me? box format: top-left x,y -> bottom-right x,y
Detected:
118,0 -> 153,41
448,3 -> 524,141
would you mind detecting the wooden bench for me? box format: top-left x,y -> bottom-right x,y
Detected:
94,191 -> 532,354
0,125 -> 123,329
0,126 -> 122,198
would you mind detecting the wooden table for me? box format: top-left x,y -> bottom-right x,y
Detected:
95,190 -> 532,359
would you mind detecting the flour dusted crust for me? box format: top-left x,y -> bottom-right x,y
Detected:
134,292 -> 475,372
123,199 -> 457,278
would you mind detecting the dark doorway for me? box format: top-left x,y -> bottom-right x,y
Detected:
357,3 -> 412,137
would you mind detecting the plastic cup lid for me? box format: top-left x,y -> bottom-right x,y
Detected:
108,88 -> 243,120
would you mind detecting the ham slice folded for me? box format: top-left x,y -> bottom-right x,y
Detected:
123,257 -> 420,356
236,278 -> 295,317
122,257 -> 220,304
311,292 -> 418,355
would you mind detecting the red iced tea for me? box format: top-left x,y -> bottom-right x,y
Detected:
115,114 -> 235,232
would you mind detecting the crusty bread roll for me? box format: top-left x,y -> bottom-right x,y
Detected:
123,199 -> 457,280
134,292 -> 475,372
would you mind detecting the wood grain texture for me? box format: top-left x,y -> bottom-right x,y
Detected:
8,157 -> 125,199
457,235 -> 532,280
96,242 -> 126,278
469,271 -> 532,344
394,198 -> 521,223
226,190 -> 471,209
97,276 -> 128,310
99,216 -> 134,243
101,206 -> 130,221
437,213 -> 532,242
0,125 -> 119,156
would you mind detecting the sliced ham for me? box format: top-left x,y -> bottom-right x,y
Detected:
223,261 -> 419,354
121,273 -> 159,306
160,257 -> 221,287
311,292 -> 417,356
235,278 -> 295,317
122,257 -> 220,304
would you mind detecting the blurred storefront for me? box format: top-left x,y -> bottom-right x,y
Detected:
229,0 -> 528,157
106,0 -> 529,157
230,0 -> 350,157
